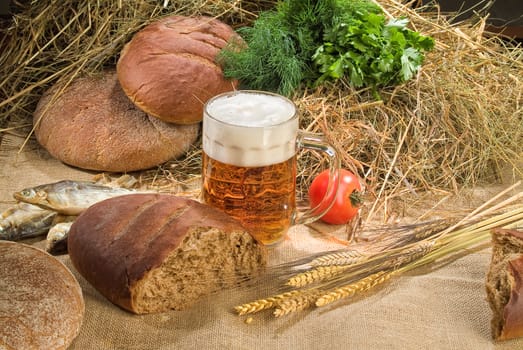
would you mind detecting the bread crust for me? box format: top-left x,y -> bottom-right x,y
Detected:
0,241 -> 84,350
67,193 -> 266,314
116,15 -> 239,124
502,257 -> 523,340
487,228 -> 523,340
33,69 -> 200,172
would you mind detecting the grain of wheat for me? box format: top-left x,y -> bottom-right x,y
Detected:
273,290 -> 322,317
286,265 -> 352,287
315,270 -> 394,307
234,290 -> 303,315
309,249 -> 368,267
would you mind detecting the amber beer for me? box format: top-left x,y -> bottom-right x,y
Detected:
202,154 -> 296,245
202,90 -> 339,245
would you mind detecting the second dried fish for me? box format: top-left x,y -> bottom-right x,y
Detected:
0,203 -> 57,241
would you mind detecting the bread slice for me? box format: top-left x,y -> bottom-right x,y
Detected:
0,241 -> 84,349
486,228 -> 523,340
68,193 -> 266,314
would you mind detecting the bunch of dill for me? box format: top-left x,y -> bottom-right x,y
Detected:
218,0 -> 333,96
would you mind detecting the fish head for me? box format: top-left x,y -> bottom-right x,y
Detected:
0,220 -> 12,240
14,188 -> 49,206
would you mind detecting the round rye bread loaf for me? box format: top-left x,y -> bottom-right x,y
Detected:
116,15 -> 240,124
33,70 -> 200,172
0,241 -> 84,350
67,193 -> 267,314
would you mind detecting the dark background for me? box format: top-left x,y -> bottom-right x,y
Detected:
0,0 -> 522,37
429,0 -> 522,26
422,0 -> 523,38
0,0 -> 8,16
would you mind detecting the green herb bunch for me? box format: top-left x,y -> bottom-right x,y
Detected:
218,0 -> 435,97
314,2 -> 436,89
218,0 -> 332,96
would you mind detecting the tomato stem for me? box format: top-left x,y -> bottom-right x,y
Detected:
349,190 -> 363,208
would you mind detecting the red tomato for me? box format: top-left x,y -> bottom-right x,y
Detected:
308,169 -> 363,225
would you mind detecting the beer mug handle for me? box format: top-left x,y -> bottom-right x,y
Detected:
293,131 -> 340,225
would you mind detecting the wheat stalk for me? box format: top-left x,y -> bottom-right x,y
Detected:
411,219 -> 459,240
315,212 -> 523,309
286,265 -> 352,287
273,289 -> 322,317
315,270 -> 393,307
379,240 -> 437,270
309,249 -> 368,267
234,290 -> 303,316
234,193 -> 523,317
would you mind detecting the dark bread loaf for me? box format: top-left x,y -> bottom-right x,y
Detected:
116,15 -> 239,124
33,69 -> 199,172
67,193 -> 266,314
0,241 -> 84,349
486,228 -> 523,340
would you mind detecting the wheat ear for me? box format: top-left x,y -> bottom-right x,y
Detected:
412,218 -> 457,240
234,290 -> 303,315
309,249 -> 368,266
315,270 -> 394,307
380,240 -> 437,270
286,265 -> 352,287
273,289 -> 322,317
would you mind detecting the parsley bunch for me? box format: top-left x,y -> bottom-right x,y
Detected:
313,2 -> 435,89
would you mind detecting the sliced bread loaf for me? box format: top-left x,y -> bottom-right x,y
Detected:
67,193 -> 266,314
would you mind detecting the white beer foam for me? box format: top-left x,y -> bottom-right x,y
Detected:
203,92 -> 298,167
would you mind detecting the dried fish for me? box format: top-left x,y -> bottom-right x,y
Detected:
0,203 -> 57,241
13,180 -> 140,215
46,220 -> 74,255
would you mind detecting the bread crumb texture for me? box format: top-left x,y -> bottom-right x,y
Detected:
486,229 -> 523,340
132,227 -> 265,313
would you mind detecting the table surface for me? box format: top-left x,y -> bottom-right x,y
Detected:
1,131 -> 522,350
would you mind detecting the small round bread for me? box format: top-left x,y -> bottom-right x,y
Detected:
33,70 -> 200,172
68,193 -> 266,314
0,241 -> 84,350
117,15 -> 239,124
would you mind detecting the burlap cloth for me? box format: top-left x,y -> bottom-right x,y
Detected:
1,131 -> 522,350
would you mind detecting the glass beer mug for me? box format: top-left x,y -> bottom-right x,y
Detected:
201,90 -> 340,245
